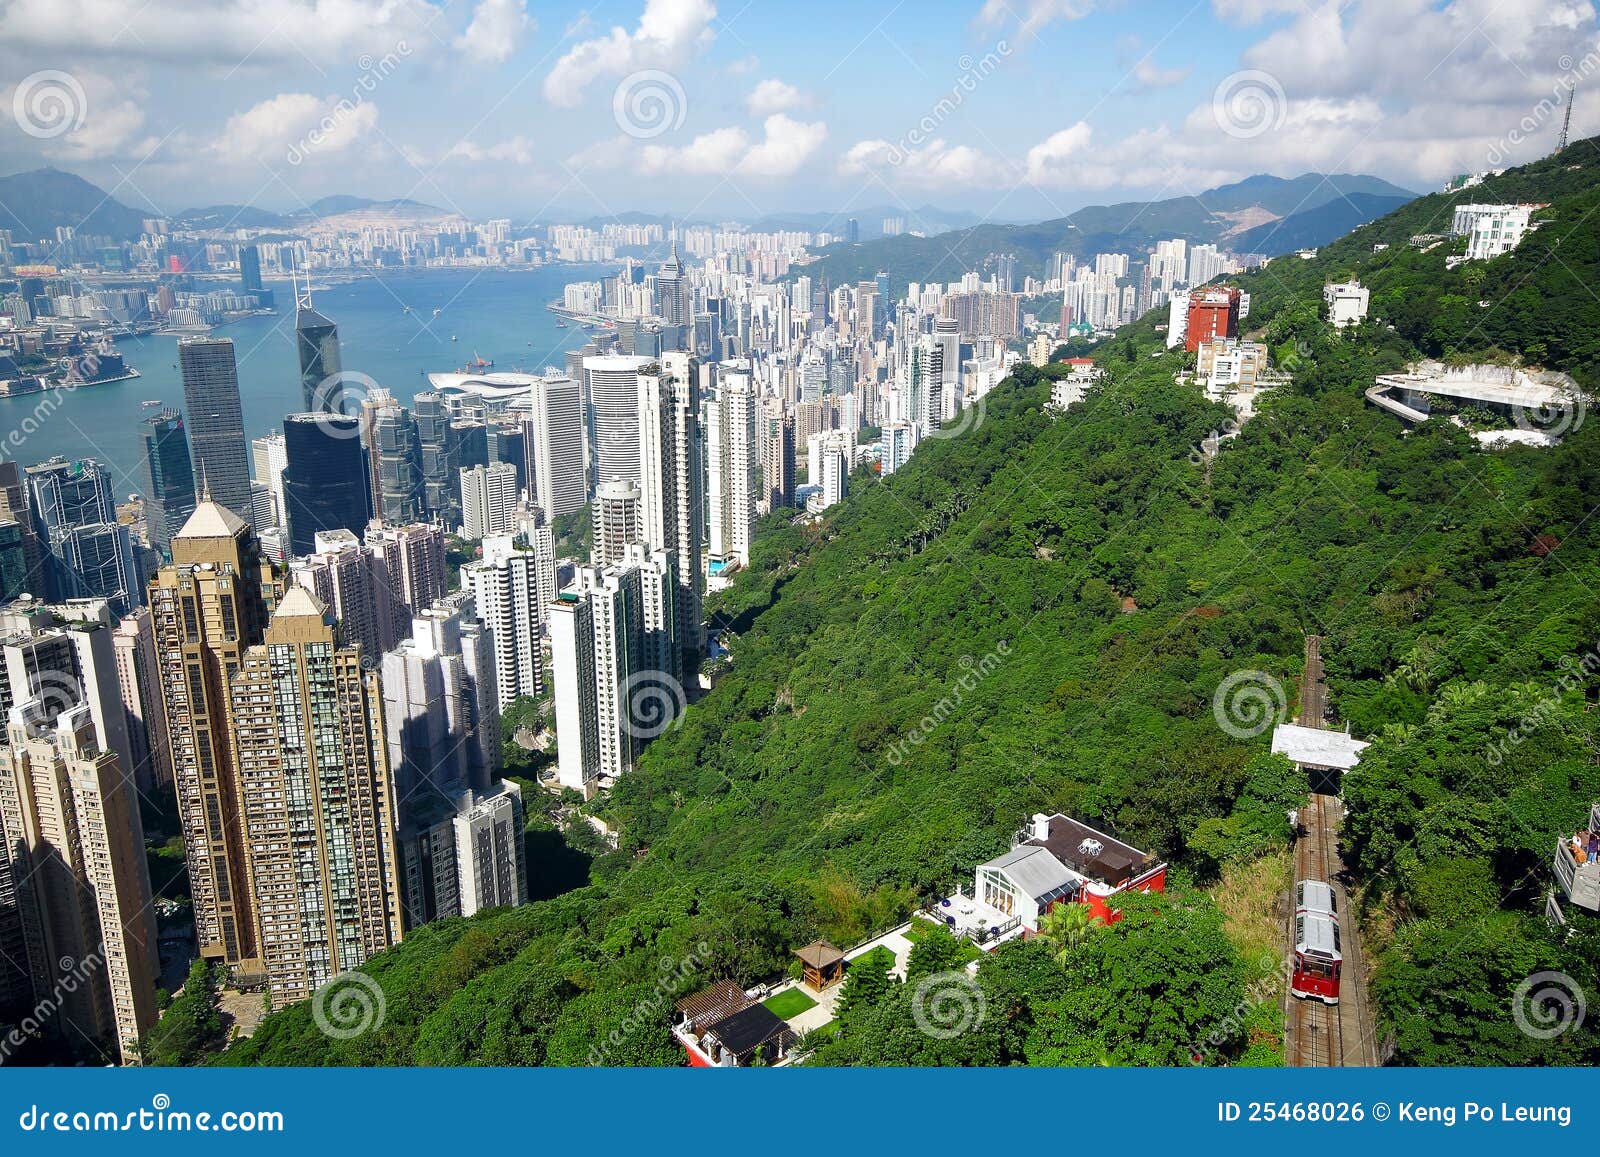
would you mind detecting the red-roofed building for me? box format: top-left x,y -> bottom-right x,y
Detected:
1185,287 -> 1242,352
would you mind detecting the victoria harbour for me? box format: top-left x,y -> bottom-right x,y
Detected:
0,264 -> 614,493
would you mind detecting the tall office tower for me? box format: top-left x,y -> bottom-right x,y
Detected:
0,462 -> 45,596
450,780 -> 527,916
692,311 -> 720,361
591,476 -> 641,567
282,413 -> 371,556
112,607 -> 173,791
239,244 -> 263,293
0,522 -> 27,604
550,561 -> 642,797
291,529 -> 387,659
293,282 -> 342,413
460,534 -> 551,708
706,370 -> 757,567
0,701 -> 159,1064
584,355 -> 653,488
526,374 -> 588,521
846,218 -> 860,243
655,237 -> 689,327
250,431 -> 287,531
799,350 -> 827,403
364,395 -> 424,525
459,462 -> 518,539
637,352 -> 703,677
141,409 -> 197,555
149,499 -> 280,972
488,421 -> 526,494
856,280 -> 877,340
759,400 -> 795,512
365,522 -> 447,645
178,337 -> 252,520
230,586 -> 401,1007
414,392 -> 457,525
451,419 -> 490,480
25,458 -> 140,613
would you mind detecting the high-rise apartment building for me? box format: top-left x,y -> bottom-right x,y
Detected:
0,702 -> 159,1064
525,374 -> 588,521
229,586 -> 401,1007
460,533 -> 553,707
759,399 -> 795,512
149,499 -> 281,973
706,370 -> 757,567
291,529 -> 386,659
460,462 -> 518,539
178,338 -> 253,520
592,476 -> 641,567
584,355 -> 653,488
365,522 -> 447,645
112,607 -> 173,792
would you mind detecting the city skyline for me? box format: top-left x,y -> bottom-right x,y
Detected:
0,0 -> 1594,220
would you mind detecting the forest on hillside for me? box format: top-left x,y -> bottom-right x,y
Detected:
218,138 -> 1600,1069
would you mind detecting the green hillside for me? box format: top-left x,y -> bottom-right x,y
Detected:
219,140 -> 1600,1069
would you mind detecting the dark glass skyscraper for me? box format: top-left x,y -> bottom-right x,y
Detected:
178,337 -> 253,521
282,414 -> 371,556
239,244 -> 262,292
295,298 -> 342,413
142,408 -> 198,555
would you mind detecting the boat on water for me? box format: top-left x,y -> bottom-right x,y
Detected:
450,335 -> 458,342
140,399 -> 162,408
461,352 -> 493,371
555,320 -> 568,328
432,308 -> 442,316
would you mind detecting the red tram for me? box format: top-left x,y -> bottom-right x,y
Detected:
1291,910 -> 1341,1004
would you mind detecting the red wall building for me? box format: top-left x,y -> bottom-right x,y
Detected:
1185,287 -> 1241,352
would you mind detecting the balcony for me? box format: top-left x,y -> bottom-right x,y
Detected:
1553,838 -> 1600,913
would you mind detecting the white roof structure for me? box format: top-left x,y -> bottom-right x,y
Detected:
425,371 -> 540,401
1272,723 -> 1369,771
176,500 -> 247,539
982,844 -> 1076,901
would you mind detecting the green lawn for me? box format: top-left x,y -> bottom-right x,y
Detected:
762,988 -> 818,1020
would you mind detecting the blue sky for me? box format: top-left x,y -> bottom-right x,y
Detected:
0,0 -> 1595,223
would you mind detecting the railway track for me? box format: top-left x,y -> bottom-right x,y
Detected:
1283,635 -> 1379,1066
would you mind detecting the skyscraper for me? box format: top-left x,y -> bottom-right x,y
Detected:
291,529 -> 387,659
655,231 -> 689,327
460,533 -> 554,708
0,702 -> 159,1064
637,351 -> 703,679
584,355 -> 653,489
230,586 -> 401,1007
592,476 -> 641,567
24,458 -> 140,613
142,408 -> 198,555
0,462 -> 45,597
112,607 -> 173,792
526,374 -> 588,521
460,462 -> 518,539
365,522 -> 447,646
294,283 -> 342,414
760,400 -> 795,512
178,337 -> 253,520
550,561 -> 642,796
362,393 -> 424,526
149,499 -> 281,973
281,413 -> 371,555
239,244 -> 263,293
706,368 -> 757,567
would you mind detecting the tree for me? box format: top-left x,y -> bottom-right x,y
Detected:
1034,901 -> 1097,965
835,946 -> 896,1026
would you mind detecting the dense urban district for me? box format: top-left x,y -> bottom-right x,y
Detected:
0,134 -> 1598,1070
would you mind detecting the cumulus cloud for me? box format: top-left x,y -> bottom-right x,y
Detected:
747,78 -> 807,115
839,137 -> 1001,186
543,0 -> 717,107
443,134 -> 537,164
623,113 -> 826,177
455,0 -> 532,65
0,0 -> 441,65
211,92 -> 380,166
1024,120 -> 1093,184
1132,58 -> 1191,90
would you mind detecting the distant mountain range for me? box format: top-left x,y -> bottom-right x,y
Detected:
0,166 -> 1414,275
793,173 -> 1418,295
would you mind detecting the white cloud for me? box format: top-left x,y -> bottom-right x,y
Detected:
1211,0 -> 1305,22
443,134 -> 537,164
628,113 -> 826,177
1132,59 -> 1191,90
726,54 -> 760,75
543,0 -> 717,107
1024,120 -> 1093,184
747,78 -> 807,116
456,0 -> 532,65
211,92 -> 380,166
0,0 -> 441,65
978,0 -> 1096,39
839,137 -> 1001,187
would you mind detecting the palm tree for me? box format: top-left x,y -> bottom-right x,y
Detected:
1036,901 -> 1097,966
